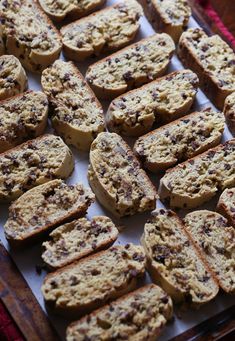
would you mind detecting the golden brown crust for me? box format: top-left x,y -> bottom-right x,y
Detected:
217,188 -> 235,227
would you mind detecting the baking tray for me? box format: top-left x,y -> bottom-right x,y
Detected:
0,0 -> 234,340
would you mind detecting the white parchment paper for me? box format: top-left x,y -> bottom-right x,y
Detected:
0,1 -> 234,340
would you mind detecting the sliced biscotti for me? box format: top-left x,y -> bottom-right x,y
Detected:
42,216 -> 118,270
0,134 -> 74,202
184,211 -> 235,294
178,28 -> 235,110
141,209 -> 219,305
0,0 -> 62,73
224,92 -> 235,134
217,188 -> 235,227
42,244 -> 146,316
66,284 -> 173,341
134,108 -> 225,172
4,180 -> 94,245
38,0 -> 106,22
41,60 -> 105,151
159,139 -> 235,209
107,70 -> 199,137
88,132 -> 157,218
138,0 -> 191,42
0,55 -> 27,101
0,91 -> 48,153
61,1 -> 143,62
86,34 -> 175,99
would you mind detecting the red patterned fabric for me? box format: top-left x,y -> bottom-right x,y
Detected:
0,300 -> 24,341
196,0 -> 235,48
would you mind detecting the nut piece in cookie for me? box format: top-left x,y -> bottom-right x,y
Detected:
224,92 -> 235,135
217,187 -> 235,227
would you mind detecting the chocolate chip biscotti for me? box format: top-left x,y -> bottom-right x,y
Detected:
134,108 -> 225,172
86,34 -> 175,99
42,244 -> 146,316
61,0 -> 143,62
4,180 -> 94,245
141,209 -> 219,305
224,92 -> 235,134
217,188 -> 235,227
0,55 -> 27,101
0,0 -> 62,72
159,139 -> 235,209
38,0 -> 106,22
0,91 -> 48,153
66,284 -> 173,341
41,60 -> 105,151
178,28 -> 235,110
42,216 -> 118,270
88,132 -> 157,218
106,70 -> 199,137
138,0 -> 191,42
184,211 -> 235,294
0,134 -> 74,202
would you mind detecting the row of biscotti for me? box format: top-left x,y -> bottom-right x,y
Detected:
0,0 -> 143,72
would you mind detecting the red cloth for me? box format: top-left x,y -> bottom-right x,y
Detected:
197,0 -> 235,48
0,300 -> 24,341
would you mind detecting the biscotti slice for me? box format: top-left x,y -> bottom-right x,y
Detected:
38,0 -> 106,22
42,244 -> 146,316
41,60 -> 105,151
0,0 -> 62,73
4,180 -> 94,245
159,139 -> 235,209
178,28 -> 235,110
106,70 -> 199,137
138,0 -> 191,42
184,210 -> 235,294
0,91 -> 48,153
141,209 -> 219,305
217,188 -> 235,227
66,284 -> 173,341
134,108 -> 225,172
0,134 -> 74,202
42,216 -> 118,270
61,0 -> 143,61
0,55 -> 27,101
224,92 -> 235,134
88,132 -> 157,218
86,34 -> 175,99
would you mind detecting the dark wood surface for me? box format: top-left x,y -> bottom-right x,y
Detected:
0,243 -> 59,341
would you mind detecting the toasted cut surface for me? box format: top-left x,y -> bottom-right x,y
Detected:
184,210 -> 235,294
178,28 -> 235,109
138,0 -> 191,42
4,180 -> 94,244
42,216 -> 118,269
159,139 -> 235,209
0,134 -> 74,202
86,34 -> 175,99
42,244 -> 146,316
66,284 -> 173,341
38,0 -> 106,22
0,55 -> 27,101
0,0 -> 62,72
41,60 -> 105,151
217,188 -> 235,227
106,70 -> 199,137
224,92 -> 235,134
134,108 -> 225,172
88,132 -> 157,218
61,1 -> 143,61
0,91 -> 48,153
142,209 -> 219,305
